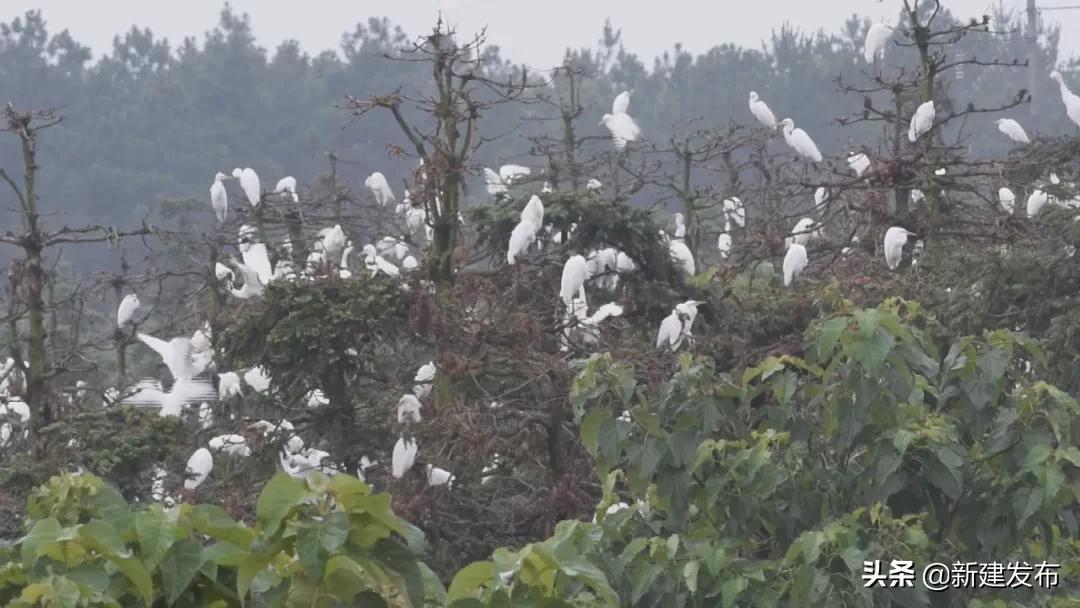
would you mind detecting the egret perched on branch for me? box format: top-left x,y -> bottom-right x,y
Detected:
655,300 -> 703,351
1049,71 -> 1080,129
241,242 -> 273,286
209,434 -> 251,458
507,221 -> 539,265
244,366 -> 272,393
413,362 -> 436,399
1027,189 -> 1049,217
117,294 -> 140,327
365,172 -> 395,206
566,299 -> 624,348
586,178 -> 603,191
883,226 -> 915,270
996,118 -> 1030,145
786,218 -> 821,248
362,244 -> 401,277
137,333 -> 207,380
215,262 -> 233,283
560,255 -> 589,307
780,118 -> 823,162
814,187 -> 829,207
318,225 -> 347,266
210,172 -> 229,223
668,238 -> 696,276
748,91 -> 778,129
908,101 -> 935,142
717,219 -> 732,258
999,187 -> 1016,214
847,153 -> 870,177
615,251 -> 637,274
226,260 -> 264,299
723,197 -> 745,228
392,437 -> 418,478
397,394 -> 422,424
184,448 -> 213,490
521,195 -> 544,227
426,464 -> 455,488
274,176 -> 298,202
601,91 -> 642,151
783,243 -> 808,287
376,236 -> 410,262
218,372 -> 242,400
674,213 -> 686,238
863,22 -> 893,63
232,168 -> 261,207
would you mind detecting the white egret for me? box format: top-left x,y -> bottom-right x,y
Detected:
910,189 -> 925,205
863,22 -> 893,63
615,251 -> 637,274
184,448 -> 213,490
908,101 -> 935,142
218,372 -> 242,400
210,172 -> 229,223
508,220 -> 539,265
402,256 -> 419,270
668,239 -> 696,276
783,243 -> 808,287
786,218 -> 820,248
232,168 -> 261,207
542,181 -> 553,193
847,153 -> 870,177
397,394 -> 422,424
413,362 -> 436,399
723,197 -> 746,228
365,172 -> 395,206
586,178 -> 603,191
209,434 -> 251,458
521,195 -> 544,227
674,213 -> 686,238
198,402 -> 213,429
1027,189 -> 1049,217
1049,71 -> 1080,129
319,225 -> 347,266
391,437 -> 418,478
748,91 -> 778,129
883,226 -> 915,270
718,220 -> 733,258
996,118 -> 1031,145
814,187 -> 829,206
601,91 -> 641,151
215,262 -> 234,282
425,464 -> 455,488
999,187 -> 1016,214
137,333 -> 206,380
361,244 -> 401,277
244,366 -> 272,393
274,176 -> 298,202
240,242 -> 273,286
375,236 -> 410,262
560,255 -> 589,307
499,165 -> 531,184
305,389 -> 329,408
484,168 -> 508,198
117,294 -> 140,327
572,301 -> 624,347
780,118 -> 823,162
656,301 -> 702,351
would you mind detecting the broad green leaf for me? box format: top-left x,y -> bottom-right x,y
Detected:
580,408 -> 607,456
192,505 -> 254,549
816,317 -> 849,361
447,561 -> 494,601
21,517 -> 62,570
160,540 -> 204,606
721,576 -> 747,608
683,560 -> 699,593
255,473 -> 312,533
135,508 -> 177,566
111,555 -> 154,606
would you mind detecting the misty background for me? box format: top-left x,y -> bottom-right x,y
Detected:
2,1 -> 1079,237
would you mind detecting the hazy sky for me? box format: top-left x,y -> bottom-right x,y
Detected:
7,1 -> 1079,69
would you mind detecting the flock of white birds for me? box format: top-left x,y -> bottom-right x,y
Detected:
3,19 -> 1080,504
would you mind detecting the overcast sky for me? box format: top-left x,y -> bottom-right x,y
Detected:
7,1 -> 1079,69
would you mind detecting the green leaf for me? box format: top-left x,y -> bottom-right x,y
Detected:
192,505 -> 254,549
135,508 -> 177,566
817,317 -> 849,361
1022,444 -> 1052,471
580,408 -> 607,457
683,560 -> 699,593
20,517 -> 62,569
160,540 -> 204,606
78,520 -> 131,558
111,555 -> 154,606
721,576 -> 747,608
255,473 -> 312,533
447,561 -> 495,601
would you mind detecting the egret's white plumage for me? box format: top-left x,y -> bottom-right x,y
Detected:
717,221 -> 732,258
391,437 -> 418,478
413,362 -> 436,399
612,91 -> 631,115
499,165 -> 531,184
375,236 -> 410,262
117,294 -> 140,327
847,153 -> 870,177
999,187 -> 1016,214
209,434 -> 251,458
232,168 -> 261,207
397,394 -> 422,424
884,226 -> 914,270
184,448 -> 213,490
996,118 -> 1031,144
668,239 -> 696,276
362,244 -> 401,277
748,91 -> 778,129
137,333 -> 205,380
241,243 -> 273,286
560,255 -> 589,307
863,23 -> 893,63
244,366 -> 272,393
786,218 -> 820,248
908,101 -> 935,142
674,213 -> 686,238
1027,189 -> 1049,217
426,464 -> 455,488
274,176 -> 298,202
814,187 -> 829,206
521,195 -> 544,227
215,262 -> 234,283
484,168 -> 508,198
601,94 -> 642,152
1050,71 -> 1080,129
723,197 -> 746,228
218,372 -> 242,400
227,260 -> 263,299
586,178 -> 603,191
210,172 -> 229,223
780,118 -> 823,162
508,220 -> 539,265
783,243 -> 808,287
365,172 -> 395,206
615,251 -> 636,274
